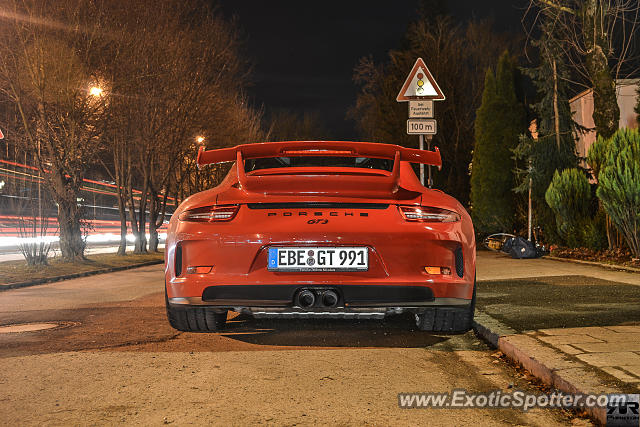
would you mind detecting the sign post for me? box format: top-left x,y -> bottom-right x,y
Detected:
396,58 -> 445,188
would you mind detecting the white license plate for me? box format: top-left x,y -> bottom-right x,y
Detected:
268,247 -> 369,271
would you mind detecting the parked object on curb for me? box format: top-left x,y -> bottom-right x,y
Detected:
483,234 -> 547,259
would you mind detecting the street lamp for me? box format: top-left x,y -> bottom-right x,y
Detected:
89,86 -> 103,97
196,136 -> 205,144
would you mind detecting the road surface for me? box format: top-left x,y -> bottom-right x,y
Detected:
0,253 -> 596,425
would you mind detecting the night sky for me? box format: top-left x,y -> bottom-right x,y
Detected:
216,1 -> 526,140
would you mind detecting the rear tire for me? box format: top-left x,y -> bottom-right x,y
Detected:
415,278 -> 476,333
165,288 -> 227,332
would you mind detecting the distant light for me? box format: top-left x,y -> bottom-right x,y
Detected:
0,233 -> 167,247
89,86 -> 103,97
196,136 -> 205,144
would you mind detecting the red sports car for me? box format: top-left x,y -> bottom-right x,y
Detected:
165,141 -> 476,332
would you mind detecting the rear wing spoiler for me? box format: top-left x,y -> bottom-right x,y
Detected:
196,140 -> 442,169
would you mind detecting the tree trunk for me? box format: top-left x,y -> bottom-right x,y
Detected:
552,60 -> 561,150
137,185 -> 148,254
148,226 -> 159,252
134,185 -> 148,254
47,169 -> 86,262
606,213 -> 615,250
587,46 -> 619,139
148,188 -> 159,253
124,149 -> 148,254
128,191 -> 147,254
126,185 -> 143,254
116,193 -> 127,256
583,0 -> 620,139
150,186 -> 169,253
112,141 -> 128,256
56,195 -> 86,262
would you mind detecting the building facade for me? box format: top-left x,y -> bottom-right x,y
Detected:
570,79 -> 639,162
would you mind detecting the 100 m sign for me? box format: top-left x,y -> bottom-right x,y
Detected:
406,119 -> 437,135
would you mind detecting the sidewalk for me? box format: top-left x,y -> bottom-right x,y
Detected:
477,250 -> 640,285
474,251 -> 640,424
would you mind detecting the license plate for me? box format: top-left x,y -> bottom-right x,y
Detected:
268,247 -> 369,271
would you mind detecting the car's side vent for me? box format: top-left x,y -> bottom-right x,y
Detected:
175,243 -> 183,277
454,247 -> 464,278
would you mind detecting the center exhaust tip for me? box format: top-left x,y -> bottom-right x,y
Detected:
321,290 -> 338,308
297,290 -> 316,308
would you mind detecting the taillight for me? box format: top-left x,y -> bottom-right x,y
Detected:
399,206 -> 460,222
178,205 -> 239,222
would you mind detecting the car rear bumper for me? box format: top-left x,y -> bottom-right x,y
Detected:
168,296 -> 470,306
167,284 -> 471,310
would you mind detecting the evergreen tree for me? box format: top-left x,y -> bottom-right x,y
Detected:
594,129 -> 640,257
513,18 -> 577,244
545,168 -> 591,246
470,51 -> 525,234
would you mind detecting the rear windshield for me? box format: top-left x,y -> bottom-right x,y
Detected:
245,156 -> 393,172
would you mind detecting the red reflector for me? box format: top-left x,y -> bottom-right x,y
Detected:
399,206 -> 460,222
179,205 -> 239,222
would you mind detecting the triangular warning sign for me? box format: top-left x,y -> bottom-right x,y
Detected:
0,128 -> 4,139
396,58 -> 445,102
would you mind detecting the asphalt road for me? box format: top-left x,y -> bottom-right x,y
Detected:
0,253 -> 594,426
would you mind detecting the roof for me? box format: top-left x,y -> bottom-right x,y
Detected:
569,78 -> 640,103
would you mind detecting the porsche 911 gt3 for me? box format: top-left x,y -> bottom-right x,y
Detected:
165,141 -> 476,332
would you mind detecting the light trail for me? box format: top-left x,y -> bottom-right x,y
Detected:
0,159 -> 175,252
0,159 -> 176,200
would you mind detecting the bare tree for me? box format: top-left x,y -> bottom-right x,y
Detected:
524,0 -> 640,138
175,94 -> 267,201
0,0 -> 107,261
97,0 -> 263,253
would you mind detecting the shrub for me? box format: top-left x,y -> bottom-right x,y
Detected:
579,210 -> 608,250
586,135 -> 610,180
545,168 -> 591,246
595,128 -> 640,257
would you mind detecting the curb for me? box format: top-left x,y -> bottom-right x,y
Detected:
545,255 -> 640,274
0,259 -> 164,292
473,312 -> 608,425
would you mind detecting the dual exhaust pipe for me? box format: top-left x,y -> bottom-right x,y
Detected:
296,289 -> 339,308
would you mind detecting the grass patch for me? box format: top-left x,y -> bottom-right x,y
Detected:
0,251 -> 164,285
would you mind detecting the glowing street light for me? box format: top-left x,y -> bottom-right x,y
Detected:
89,86 -> 103,97
196,136 -> 205,144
